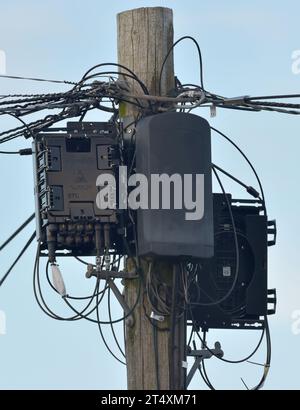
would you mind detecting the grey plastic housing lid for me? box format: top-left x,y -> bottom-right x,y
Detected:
135,112 -> 214,259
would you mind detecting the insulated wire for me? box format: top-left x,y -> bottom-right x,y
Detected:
0,73 -> 76,85
95,279 -> 126,366
0,213 -> 35,252
34,245 -> 102,321
108,285 -> 126,359
159,36 -> 205,95
0,231 -> 36,287
211,126 -> 267,214
194,168 -> 240,306
63,275 -> 142,325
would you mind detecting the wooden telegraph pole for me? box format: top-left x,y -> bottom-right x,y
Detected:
117,7 -> 186,390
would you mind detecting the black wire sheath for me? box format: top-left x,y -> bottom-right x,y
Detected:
0,231 -> 36,287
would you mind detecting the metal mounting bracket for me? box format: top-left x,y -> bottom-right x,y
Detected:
85,264 -> 138,280
85,264 -> 135,327
186,342 -> 224,387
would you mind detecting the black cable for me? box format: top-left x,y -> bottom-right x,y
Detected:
199,363 -> 215,390
216,104 -> 261,113
45,261 -> 108,301
152,321 -> 160,390
195,318 -> 271,390
80,63 -> 150,95
190,338 -> 215,390
212,163 -> 261,199
194,168 -> 240,306
169,263 -> 179,389
195,328 -> 265,365
34,245 -> 103,321
201,363 -> 216,390
188,305 -> 268,387
187,327 -> 195,347
0,73 -> 76,85
33,245 -> 65,321
250,316 -> 271,390
142,292 -> 170,332
0,92 -> 68,106
200,334 -> 216,390
0,112 -> 36,143
79,109 -> 88,122
245,100 -> 300,109
95,280 -> 126,366
63,276 -> 142,325
73,256 -> 95,267
211,126 -> 267,214
246,93 -> 300,101
0,114 -> 58,141
244,103 -> 300,115
32,110 -> 83,135
0,87 -> 125,143
0,231 -> 36,287
34,259 -> 77,320
62,286 -> 108,322
159,36 -> 204,95
108,285 -> 126,359
35,259 -> 93,321
76,71 -> 150,99
0,213 -> 34,252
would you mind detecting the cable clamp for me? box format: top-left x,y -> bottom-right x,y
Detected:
222,95 -> 250,105
182,361 -> 188,369
150,312 -> 165,322
210,104 -> 217,117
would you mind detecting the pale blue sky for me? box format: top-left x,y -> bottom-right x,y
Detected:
0,0 -> 299,390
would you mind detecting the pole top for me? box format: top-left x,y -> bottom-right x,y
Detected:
117,7 -> 173,18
